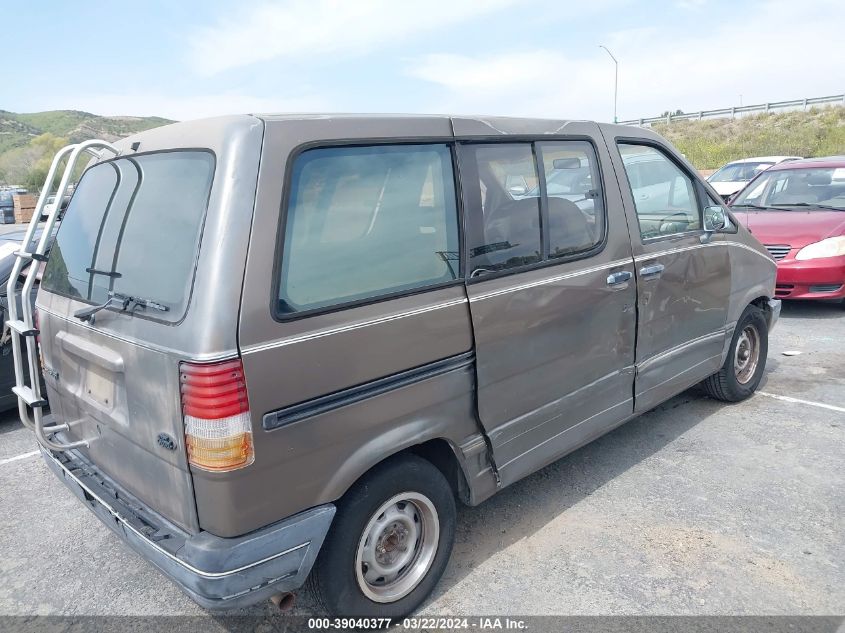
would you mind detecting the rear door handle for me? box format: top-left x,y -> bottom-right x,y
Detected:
639,263 -> 665,279
606,271 -> 633,286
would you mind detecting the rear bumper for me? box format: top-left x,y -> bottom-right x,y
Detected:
42,447 -> 335,611
775,257 -> 845,300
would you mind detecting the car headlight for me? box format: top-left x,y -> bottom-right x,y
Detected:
794,236 -> 845,261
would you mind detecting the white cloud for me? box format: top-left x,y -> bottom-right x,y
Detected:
406,0 -> 845,122
34,91 -> 329,120
187,0 -> 521,75
408,51 -> 621,120
675,0 -> 706,9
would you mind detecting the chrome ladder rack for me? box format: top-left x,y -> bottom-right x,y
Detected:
6,140 -> 118,451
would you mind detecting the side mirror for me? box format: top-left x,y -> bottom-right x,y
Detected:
40,202 -> 55,222
704,205 -> 727,231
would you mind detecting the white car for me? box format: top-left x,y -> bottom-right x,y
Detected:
708,156 -> 802,200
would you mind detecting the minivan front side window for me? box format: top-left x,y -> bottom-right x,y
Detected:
278,144 -> 460,314
41,151 -> 215,322
618,143 -> 701,239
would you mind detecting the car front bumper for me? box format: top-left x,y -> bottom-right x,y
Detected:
42,447 -> 335,611
775,256 -> 845,300
767,298 -> 782,331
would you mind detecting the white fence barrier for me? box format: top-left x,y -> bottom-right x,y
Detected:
621,94 -> 845,126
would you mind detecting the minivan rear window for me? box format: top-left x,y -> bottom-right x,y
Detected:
278,144 -> 460,315
41,151 -> 214,322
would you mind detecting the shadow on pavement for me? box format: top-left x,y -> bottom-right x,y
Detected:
427,391 -> 723,604
779,299 -> 843,320
0,407 -> 24,436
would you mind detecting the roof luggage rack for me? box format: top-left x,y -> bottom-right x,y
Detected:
6,140 -> 118,452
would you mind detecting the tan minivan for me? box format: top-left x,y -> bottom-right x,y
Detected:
8,114 -> 780,617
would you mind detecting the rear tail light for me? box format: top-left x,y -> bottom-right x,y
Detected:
180,358 -> 254,472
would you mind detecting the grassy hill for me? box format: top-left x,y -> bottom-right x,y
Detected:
654,106 -> 845,170
0,109 -> 173,187
0,109 -> 172,153
2,105 -> 844,187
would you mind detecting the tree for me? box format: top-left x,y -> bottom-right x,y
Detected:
22,133 -> 70,191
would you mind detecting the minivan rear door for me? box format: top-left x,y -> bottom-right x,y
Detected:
36,150 -> 217,533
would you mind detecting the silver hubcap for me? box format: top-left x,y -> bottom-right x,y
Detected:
734,324 -> 761,385
355,492 -> 439,603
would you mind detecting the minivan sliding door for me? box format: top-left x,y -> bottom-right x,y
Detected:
458,133 -> 637,487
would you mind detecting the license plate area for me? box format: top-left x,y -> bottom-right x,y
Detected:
55,330 -> 124,417
84,364 -> 117,409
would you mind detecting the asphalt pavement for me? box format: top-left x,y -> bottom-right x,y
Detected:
0,300 -> 842,618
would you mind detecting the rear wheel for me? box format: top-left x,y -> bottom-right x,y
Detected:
701,304 -> 768,402
308,454 -> 456,618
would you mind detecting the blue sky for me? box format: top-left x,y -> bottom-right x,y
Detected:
4,0 -> 844,122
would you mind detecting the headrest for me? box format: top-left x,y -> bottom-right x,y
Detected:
806,170 -> 832,186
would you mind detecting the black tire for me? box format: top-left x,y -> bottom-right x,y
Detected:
307,454 -> 456,618
701,304 -> 768,402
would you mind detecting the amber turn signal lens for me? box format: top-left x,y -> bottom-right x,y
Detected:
185,424 -> 254,471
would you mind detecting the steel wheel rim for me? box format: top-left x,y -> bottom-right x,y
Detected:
734,324 -> 760,385
355,492 -> 440,603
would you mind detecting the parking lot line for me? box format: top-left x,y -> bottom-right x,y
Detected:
0,450 -> 39,466
757,391 -> 845,414
1,391 -> 841,469
0,391 -> 839,469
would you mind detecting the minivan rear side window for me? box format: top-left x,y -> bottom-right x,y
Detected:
462,141 -> 605,277
463,143 -> 543,275
41,151 -> 215,322
277,144 -> 460,315
537,141 -> 605,259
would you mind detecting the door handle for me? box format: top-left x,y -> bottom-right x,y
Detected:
606,270 -> 633,286
639,263 -> 665,279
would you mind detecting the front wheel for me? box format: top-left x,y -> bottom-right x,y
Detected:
701,304 -> 768,402
307,454 -> 456,618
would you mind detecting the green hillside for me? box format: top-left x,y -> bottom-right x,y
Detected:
654,106 -> 845,170
2,105 -> 844,187
0,109 -> 173,188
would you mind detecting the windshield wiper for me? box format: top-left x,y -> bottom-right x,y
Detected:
770,202 -> 845,212
731,203 -> 775,211
113,292 -> 169,313
73,291 -> 169,324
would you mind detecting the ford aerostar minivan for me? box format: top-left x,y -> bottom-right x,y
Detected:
9,114 -> 780,618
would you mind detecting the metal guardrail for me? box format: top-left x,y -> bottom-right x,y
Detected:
620,94 -> 845,126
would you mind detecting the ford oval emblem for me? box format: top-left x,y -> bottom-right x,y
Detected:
157,433 -> 177,451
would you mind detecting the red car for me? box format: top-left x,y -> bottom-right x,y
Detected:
729,156 -> 845,304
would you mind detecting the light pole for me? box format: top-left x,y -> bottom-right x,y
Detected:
599,45 -> 618,123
